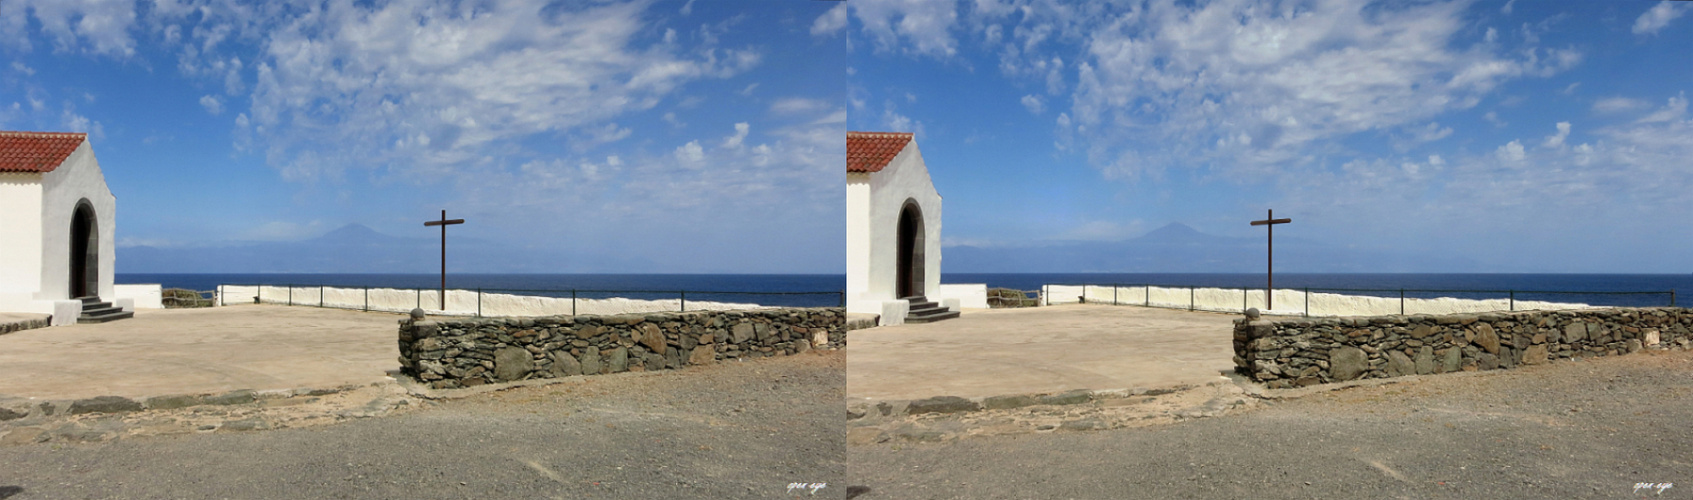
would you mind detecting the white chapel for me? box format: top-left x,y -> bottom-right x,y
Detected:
847,131 -> 984,326
0,131 -> 131,324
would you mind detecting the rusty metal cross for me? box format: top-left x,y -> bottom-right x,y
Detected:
424,210 -> 465,309
1249,209 -> 1292,310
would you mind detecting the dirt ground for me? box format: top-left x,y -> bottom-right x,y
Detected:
0,305 -> 401,400
0,350 -> 845,499
848,347 -> 1693,499
848,304 -> 1238,401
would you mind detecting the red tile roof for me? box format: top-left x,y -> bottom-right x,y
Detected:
847,131 -> 913,173
0,131 -> 86,173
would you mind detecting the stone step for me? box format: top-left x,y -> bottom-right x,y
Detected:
79,309 -> 133,323
76,296 -> 133,323
906,310 -> 960,323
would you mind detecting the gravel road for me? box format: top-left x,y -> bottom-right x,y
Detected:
849,348 -> 1693,500
0,350 -> 844,500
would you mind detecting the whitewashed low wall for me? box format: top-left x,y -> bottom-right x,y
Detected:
934,284 -> 989,309
217,285 -> 765,317
114,284 -> 163,309
1043,284 -> 1593,317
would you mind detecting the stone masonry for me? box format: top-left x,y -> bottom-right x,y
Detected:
398,308 -> 846,389
1234,307 -> 1693,389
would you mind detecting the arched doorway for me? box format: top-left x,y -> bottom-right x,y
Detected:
69,200 -> 98,299
895,200 -> 925,299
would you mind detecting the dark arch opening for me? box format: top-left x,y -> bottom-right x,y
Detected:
70,200 -> 98,299
896,200 -> 925,299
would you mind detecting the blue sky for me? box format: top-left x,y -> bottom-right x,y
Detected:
832,0 -> 1693,273
1,0 -> 844,274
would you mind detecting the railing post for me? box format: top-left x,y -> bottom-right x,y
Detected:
1305,288 -> 1309,317
219,285 -> 224,306
288,286 -> 293,306
1145,285 -> 1150,307
257,285 -> 261,304
1399,288 -> 1405,315
477,288 -> 482,317
364,287 -> 369,312
840,290 -> 846,308
1189,286 -> 1194,311
416,288 -> 421,309
571,289 -> 577,316
1243,288 -> 1247,313
320,286 -> 324,307
680,290 -> 687,312
1509,290 -> 1515,312
1672,290 -> 1677,308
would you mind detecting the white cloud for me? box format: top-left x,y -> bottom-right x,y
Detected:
0,0 -> 139,57
850,0 -> 959,58
1484,111 -> 1507,128
722,122 -> 749,149
1593,97 -> 1648,114
199,94 -> 223,115
770,97 -> 830,115
883,107 -> 923,137
675,140 -> 705,165
1020,94 -> 1044,114
59,105 -> 103,139
1542,121 -> 1570,149
10,61 -> 33,75
1414,122 -> 1453,143
811,3 -> 848,36
1496,140 -> 1526,163
1047,0 -> 1578,179
1637,93 -> 1688,123
201,0 -> 764,182
662,112 -> 685,128
1633,2 -> 1690,35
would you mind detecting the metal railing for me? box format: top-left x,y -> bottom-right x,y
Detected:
1042,283 -> 1678,317
217,284 -> 845,316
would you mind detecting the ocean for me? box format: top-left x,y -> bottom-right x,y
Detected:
117,274 -> 846,309
945,273 -> 1693,308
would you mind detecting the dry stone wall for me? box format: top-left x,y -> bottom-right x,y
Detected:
1234,308 -> 1693,389
398,308 -> 845,389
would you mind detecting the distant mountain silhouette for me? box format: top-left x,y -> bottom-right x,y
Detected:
944,222 -> 1482,273
119,223 -> 656,273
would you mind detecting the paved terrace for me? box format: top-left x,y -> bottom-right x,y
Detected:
0,305 -> 399,400
848,304 -> 1239,401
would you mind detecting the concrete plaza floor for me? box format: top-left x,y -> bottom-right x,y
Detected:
0,305 -> 400,400
847,304 -> 1240,401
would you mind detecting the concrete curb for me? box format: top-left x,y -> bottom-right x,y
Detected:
0,317 -> 51,337
848,385 -> 1197,422
0,383 -> 375,424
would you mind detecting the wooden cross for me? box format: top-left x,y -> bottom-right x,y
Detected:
1249,209 -> 1291,311
423,210 -> 465,309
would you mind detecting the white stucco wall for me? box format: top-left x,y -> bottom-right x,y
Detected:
0,173 -> 45,312
114,284 -> 163,309
934,283 -> 989,309
847,138 -> 944,324
1047,284 -> 1592,317
38,142 -> 116,303
846,173 -> 872,314
217,285 -> 767,317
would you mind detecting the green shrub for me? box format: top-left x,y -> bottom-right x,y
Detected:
162,288 -> 213,308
